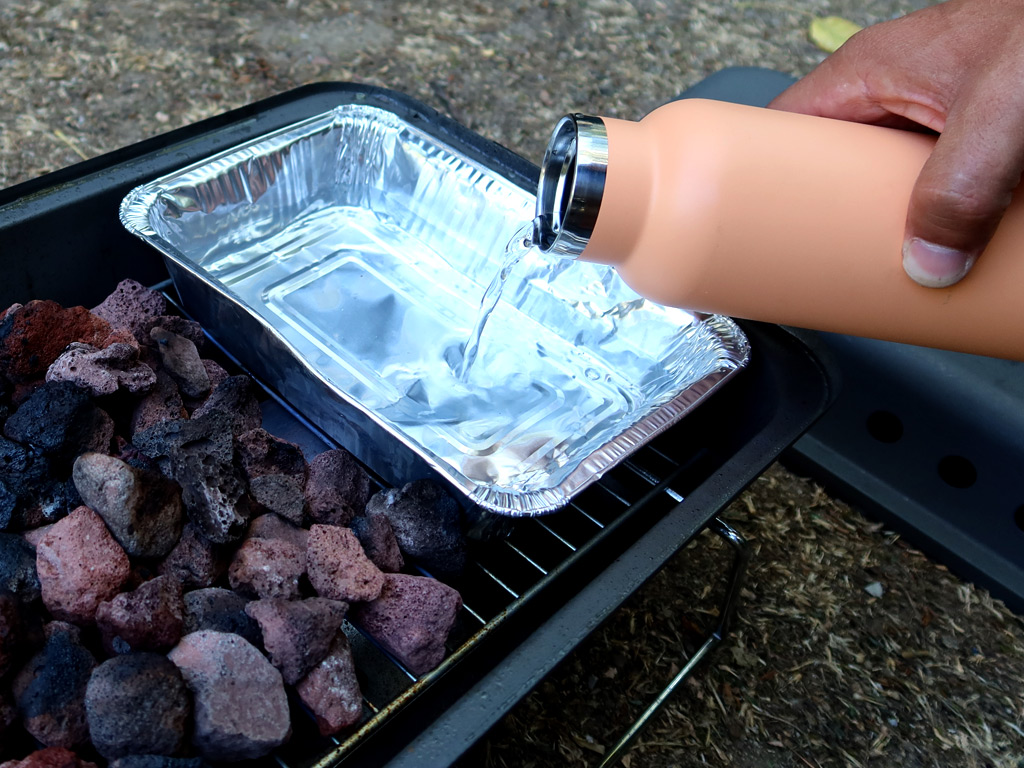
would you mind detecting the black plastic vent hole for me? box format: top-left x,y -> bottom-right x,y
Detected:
866,410 -> 904,443
937,455 -> 977,489
1015,506 -> 1024,533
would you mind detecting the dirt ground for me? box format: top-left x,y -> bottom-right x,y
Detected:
1,1 -> 1022,767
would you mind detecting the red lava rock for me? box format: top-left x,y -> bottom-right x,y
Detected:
296,632 -> 363,736
0,748 -> 98,768
0,301 -> 111,384
228,537 -> 305,600
71,452 -> 183,559
366,479 -> 466,578
157,523 -> 229,590
167,630 -> 291,761
305,448 -> 371,527
95,575 -> 184,655
349,573 -> 462,677
3,381 -> 114,464
46,342 -> 156,397
246,512 -> 309,550
350,513 -> 404,573
91,280 -> 168,344
182,588 -> 262,647
15,622 -> 96,748
84,652 -> 191,760
244,597 -> 347,685
306,524 -> 384,603
35,506 -> 131,624
191,376 -> 262,437
130,370 -> 186,437
149,328 -> 210,399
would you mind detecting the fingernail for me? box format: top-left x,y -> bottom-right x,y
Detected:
902,238 -> 976,288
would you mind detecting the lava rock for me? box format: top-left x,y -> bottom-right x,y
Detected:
366,479 -> 466,577
95,575 -> 184,655
349,513 -> 404,573
84,652 -> 191,760
46,342 -> 156,397
72,452 -> 184,558
295,632 -> 363,736
191,376 -> 262,437
0,300 -> 111,384
182,588 -> 262,647
91,280 -> 168,343
148,328 -> 210,399
109,758 -> 210,768
0,748 -> 98,768
244,598 -> 347,685
157,524 -> 229,590
143,317 -> 206,353
0,686 -> 16,744
304,448 -> 371,527
0,533 -> 41,602
0,592 -> 22,678
349,573 -> 462,677
246,512 -> 309,551
237,428 -> 307,524
35,506 -> 132,624
306,524 -> 384,603
168,631 -> 291,761
228,537 -> 306,600
3,381 -> 114,464
15,622 -> 96,748
133,411 -> 252,544
130,370 -> 186,437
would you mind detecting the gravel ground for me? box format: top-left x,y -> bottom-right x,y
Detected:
2,1 -> 1023,767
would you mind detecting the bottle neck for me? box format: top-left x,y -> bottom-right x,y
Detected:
535,114 -> 609,258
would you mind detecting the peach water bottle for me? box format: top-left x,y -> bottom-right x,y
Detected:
534,98 -> 1024,360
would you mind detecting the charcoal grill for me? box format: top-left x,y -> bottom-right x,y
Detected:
0,83 -> 835,766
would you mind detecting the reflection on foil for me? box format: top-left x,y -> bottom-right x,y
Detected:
121,103 -> 750,515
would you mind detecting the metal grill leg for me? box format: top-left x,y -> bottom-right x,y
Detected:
598,517 -> 749,768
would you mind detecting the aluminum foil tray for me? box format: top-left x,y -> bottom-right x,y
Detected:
120,103 -> 749,515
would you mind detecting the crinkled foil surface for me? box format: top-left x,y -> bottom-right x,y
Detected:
121,104 -> 749,515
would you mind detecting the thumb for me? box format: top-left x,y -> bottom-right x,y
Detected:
903,87 -> 1024,288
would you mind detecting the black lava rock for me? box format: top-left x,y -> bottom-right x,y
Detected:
3,381 -> 113,464
182,588 -> 262,648
0,533 -> 41,602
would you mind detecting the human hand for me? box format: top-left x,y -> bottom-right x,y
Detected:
769,0 -> 1024,288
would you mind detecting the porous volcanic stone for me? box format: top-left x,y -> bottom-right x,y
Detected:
0,592 -> 21,678
91,279 -> 168,343
366,479 -> 466,577
46,342 -> 156,397
149,328 -> 210,399
84,652 -> 191,760
95,575 -> 184,655
15,622 -> 96,748
228,537 -> 305,600
0,532 -> 41,602
246,512 -> 309,551
0,686 -> 16,743
182,588 -> 262,647
130,370 -> 186,437
350,513 -> 404,573
0,748 -> 98,768
349,573 -> 462,677
0,300 -> 111,384
237,428 -> 307,524
191,376 -> 262,437
304,448 -> 371,527
306,524 -> 384,603
133,411 -> 252,545
3,381 -> 114,463
110,758 -> 210,768
72,452 -> 184,558
157,523 -> 229,590
295,632 -> 363,736
168,631 -> 291,761
244,597 -> 347,685
36,506 -> 131,624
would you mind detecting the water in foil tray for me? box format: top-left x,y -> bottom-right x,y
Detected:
121,102 -> 749,515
